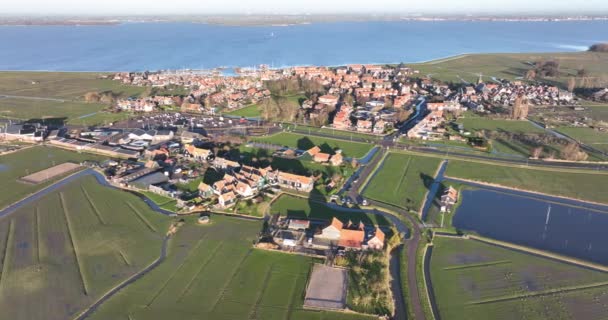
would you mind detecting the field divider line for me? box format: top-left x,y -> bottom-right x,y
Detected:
176,242 -> 224,302
81,186 -> 106,225
249,263 -> 275,320
469,280 -> 608,305
394,157 -> 412,197
145,234 -> 208,307
210,249 -> 254,314
0,219 -> 15,288
285,272 -> 306,320
60,192 -> 89,296
118,249 -> 131,267
443,260 -> 512,271
35,206 -> 41,264
125,201 -> 157,233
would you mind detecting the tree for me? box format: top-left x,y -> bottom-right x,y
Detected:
84,92 -> 101,103
531,146 -> 543,159
577,67 -> 589,77
525,69 -> 537,80
567,77 -> 576,92
561,142 -> 588,161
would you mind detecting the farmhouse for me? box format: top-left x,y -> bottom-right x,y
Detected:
440,186 -> 458,213
366,228 -> 385,250
277,172 -> 314,192
184,144 -> 213,161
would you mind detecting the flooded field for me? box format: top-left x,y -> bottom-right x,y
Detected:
453,186 -> 608,265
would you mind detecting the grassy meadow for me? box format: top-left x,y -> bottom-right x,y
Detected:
252,132 -> 373,158
556,127 -> 608,153
270,194 -> 390,226
410,51 -> 608,88
363,152 -> 442,211
87,215 -> 375,320
0,146 -> 104,210
444,160 -> 608,204
225,104 -> 261,117
429,236 -> 608,320
0,175 -> 171,320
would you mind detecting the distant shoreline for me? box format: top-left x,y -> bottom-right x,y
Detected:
1,15 -> 608,27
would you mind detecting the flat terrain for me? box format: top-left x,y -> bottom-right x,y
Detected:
444,160 -> 608,204
556,127 -> 608,153
0,72 -> 144,100
0,175 -> 171,320
457,116 -> 545,134
271,194 -> 390,226
411,51 -> 608,88
226,104 -> 261,117
253,132 -> 373,158
305,264 -> 348,310
20,162 -> 81,184
363,152 -> 442,211
429,236 -> 608,320
87,215 -> 375,320
0,146 -> 103,210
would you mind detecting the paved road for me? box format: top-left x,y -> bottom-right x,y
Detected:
0,94 -> 67,102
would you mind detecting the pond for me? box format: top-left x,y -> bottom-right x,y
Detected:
453,186 -> 608,265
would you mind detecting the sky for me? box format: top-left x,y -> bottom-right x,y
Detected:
3,0 -> 608,15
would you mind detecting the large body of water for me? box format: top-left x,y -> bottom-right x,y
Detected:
0,21 -> 607,71
453,186 -> 608,265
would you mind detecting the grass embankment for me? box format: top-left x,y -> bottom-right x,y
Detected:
0,175 -> 171,320
428,236 -> 608,320
270,194 -> 390,226
445,160 -> 608,204
252,132 -> 373,158
363,152 -> 442,211
87,215 -> 375,320
0,145 -> 104,210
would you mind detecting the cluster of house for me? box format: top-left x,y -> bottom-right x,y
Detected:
440,186 -> 459,213
294,65 -> 420,134
113,70 -> 272,113
303,146 -> 343,166
274,217 -> 386,251
407,110 -> 447,140
184,143 -> 316,208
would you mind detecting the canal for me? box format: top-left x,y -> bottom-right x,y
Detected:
452,183 -> 608,265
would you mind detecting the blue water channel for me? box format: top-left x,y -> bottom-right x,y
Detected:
452,183 -> 608,265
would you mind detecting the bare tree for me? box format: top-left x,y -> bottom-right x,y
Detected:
567,77 -> 576,92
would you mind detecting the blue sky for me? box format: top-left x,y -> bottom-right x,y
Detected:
4,0 -> 607,15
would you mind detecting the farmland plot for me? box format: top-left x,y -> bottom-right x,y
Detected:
88,215 -> 375,320
0,175 -> 171,320
429,237 -> 608,320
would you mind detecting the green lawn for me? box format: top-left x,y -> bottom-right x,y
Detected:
0,175 -> 171,320
87,215 -> 374,320
0,72 -> 145,100
141,191 -> 179,213
0,146 -> 104,210
0,97 -> 109,123
252,132 -> 373,158
286,124 -> 383,142
363,152 -> 442,211
410,51 -> 608,88
270,194 -> 390,226
556,127 -> 608,153
429,236 -> 608,320
457,116 -> 545,134
225,104 -> 261,117
445,160 -> 608,204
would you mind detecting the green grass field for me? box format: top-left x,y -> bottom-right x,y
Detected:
225,104 -> 261,117
457,116 -> 545,134
87,215 -> 374,320
0,72 -> 145,100
445,160 -> 608,204
0,146 -> 104,210
0,175 -> 171,320
270,194 -> 390,226
252,132 -> 373,158
556,127 -> 608,153
410,51 -> 608,88
0,96 -> 128,125
429,236 -> 608,320
363,153 -> 442,211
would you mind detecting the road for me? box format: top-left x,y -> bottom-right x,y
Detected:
0,94 -> 67,102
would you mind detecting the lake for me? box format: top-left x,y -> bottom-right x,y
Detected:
453,187 -> 608,265
0,21 -> 607,71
